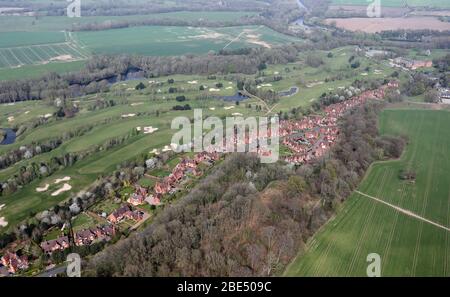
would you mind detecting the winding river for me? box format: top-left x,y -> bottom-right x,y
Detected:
293,0 -> 310,27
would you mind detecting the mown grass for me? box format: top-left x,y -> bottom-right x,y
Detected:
285,108 -> 450,276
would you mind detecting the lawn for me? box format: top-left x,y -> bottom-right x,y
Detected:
285,108 -> 450,276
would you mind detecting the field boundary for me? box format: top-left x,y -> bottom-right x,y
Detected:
355,190 -> 450,232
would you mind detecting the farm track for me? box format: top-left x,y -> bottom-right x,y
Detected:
355,191 -> 450,233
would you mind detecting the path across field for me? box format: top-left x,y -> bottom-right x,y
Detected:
355,190 -> 450,232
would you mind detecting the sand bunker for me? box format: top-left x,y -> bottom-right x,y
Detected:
50,55 -> 73,62
226,87 -> 233,90
44,113 -> 52,118
188,80 -> 198,84
188,32 -> 225,40
209,107 -> 216,111
137,126 -> 159,134
0,204 -> 5,211
150,148 -> 160,155
232,113 -> 243,116
361,72 -> 368,76
162,145 -> 172,152
306,81 -> 324,88
7,116 -> 14,122
209,88 -> 221,92
51,183 -> 72,196
224,106 -> 235,110
55,176 -> 71,184
131,102 -> 144,106
0,217 -> 7,227
122,113 -> 136,118
36,184 -> 50,192
260,83 -> 273,87
24,111 -> 30,114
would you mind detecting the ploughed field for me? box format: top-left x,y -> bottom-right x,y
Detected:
285,108 -> 450,276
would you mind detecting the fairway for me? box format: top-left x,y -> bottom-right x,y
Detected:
285,108 -> 450,276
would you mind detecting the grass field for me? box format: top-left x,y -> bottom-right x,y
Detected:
0,60 -> 86,81
74,25 -> 299,56
0,19 -> 295,79
0,31 -> 89,69
285,108 -> 450,276
0,12 -> 259,32
331,0 -> 450,8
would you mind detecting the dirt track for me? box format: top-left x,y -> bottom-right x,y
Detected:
355,190 -> 450,232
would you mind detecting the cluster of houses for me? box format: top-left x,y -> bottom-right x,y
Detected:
40,225 -> 116,255
391,57 -> 432,70
152,151 -> 219,199
107,205 -> 144,224
0,251 -> 29,275
282,82 -> 398,165
439,87 -> 450,103
126,152 -> 220,208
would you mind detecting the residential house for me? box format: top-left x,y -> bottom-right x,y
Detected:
40,236 -> 70,255
1,251 -> 29,274
127,186 -> 148,206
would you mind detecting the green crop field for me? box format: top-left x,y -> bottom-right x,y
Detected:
74,25 -> 299,56
331,0 -> 450,8
0,21 -> 296,79
0,31 -> 89,69
0,12 -> 258,32
285,108 -> 450,276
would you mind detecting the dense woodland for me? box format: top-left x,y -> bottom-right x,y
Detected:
86,102 -> 405,276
